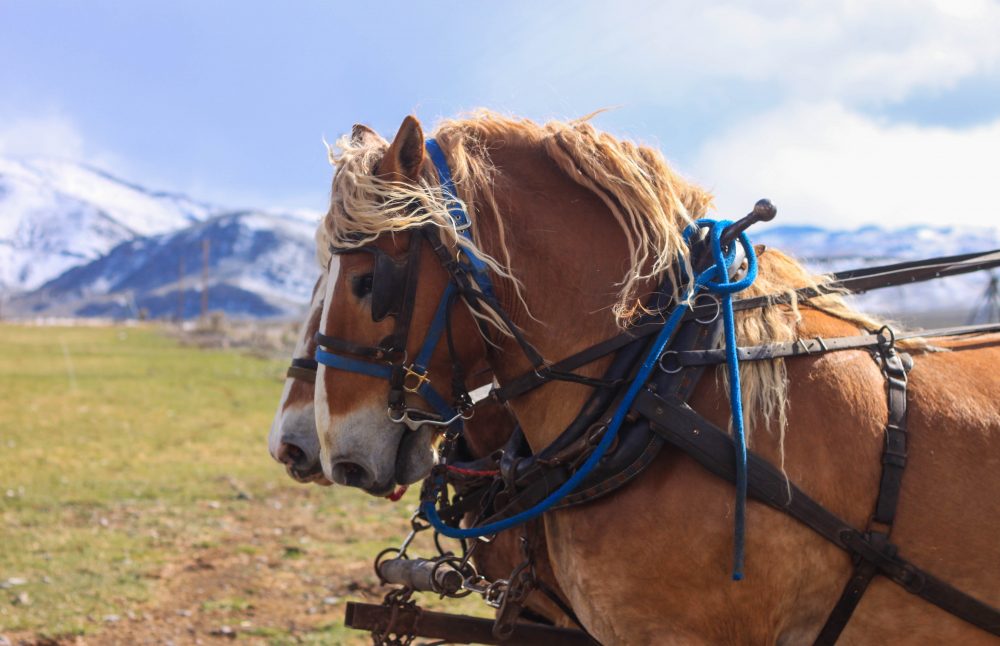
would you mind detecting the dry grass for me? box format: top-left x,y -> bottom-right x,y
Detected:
0,324 -> 486,645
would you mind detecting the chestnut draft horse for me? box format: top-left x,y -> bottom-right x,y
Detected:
314,113 -> 1000,644
267,241 -> 571,625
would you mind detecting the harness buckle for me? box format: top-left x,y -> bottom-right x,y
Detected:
403,365 -> 431,393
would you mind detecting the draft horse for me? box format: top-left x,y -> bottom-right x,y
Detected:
313,112 -> 1000,644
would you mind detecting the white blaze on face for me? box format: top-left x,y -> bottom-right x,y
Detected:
314,254 -> 339,478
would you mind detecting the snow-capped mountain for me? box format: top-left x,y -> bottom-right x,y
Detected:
0,157 -> 218,292
2,153 -> 995,323
12,210 -> 321,319
757,224 -> 1000,325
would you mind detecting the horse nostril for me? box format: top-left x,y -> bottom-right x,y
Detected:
277,441 -> 307,468
331,461 -> 375,489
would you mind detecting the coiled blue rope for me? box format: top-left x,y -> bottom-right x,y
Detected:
423,218 -> 757,580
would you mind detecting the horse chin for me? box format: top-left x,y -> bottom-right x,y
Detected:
394,425 -> 436,486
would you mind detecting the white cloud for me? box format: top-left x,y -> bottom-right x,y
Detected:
692,102 -> 1000,228
0,113 -> 131,181
480,0 -> 1000,106
0,114 -> 86,160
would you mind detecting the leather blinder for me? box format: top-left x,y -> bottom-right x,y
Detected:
370,249 -> 411,322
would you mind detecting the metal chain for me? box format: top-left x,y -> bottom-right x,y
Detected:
370,588 -> 417,646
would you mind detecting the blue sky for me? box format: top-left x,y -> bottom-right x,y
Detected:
2,0 -> 999,227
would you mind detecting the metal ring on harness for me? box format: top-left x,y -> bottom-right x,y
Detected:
658,350 -> 683,374
374,547 -> 405,584
430,556 -> 476,598
693,292 -> 722,324
876,325 -> 896,351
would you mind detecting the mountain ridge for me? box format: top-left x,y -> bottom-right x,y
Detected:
2,155 -> 996,322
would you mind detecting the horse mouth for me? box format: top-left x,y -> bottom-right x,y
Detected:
393,424 -> 436,486
286,464 -> 330,485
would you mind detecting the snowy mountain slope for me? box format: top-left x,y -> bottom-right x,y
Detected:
0,157 -> 218,292
12,210 -> 322,320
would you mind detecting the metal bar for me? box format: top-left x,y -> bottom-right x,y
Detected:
344,601 -> 598,645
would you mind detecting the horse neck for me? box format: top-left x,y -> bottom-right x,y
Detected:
470,142 -> 636,450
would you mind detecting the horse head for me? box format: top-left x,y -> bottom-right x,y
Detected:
314,117 -> 490,495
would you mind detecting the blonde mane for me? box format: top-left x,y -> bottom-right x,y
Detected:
320,111 -> 892,448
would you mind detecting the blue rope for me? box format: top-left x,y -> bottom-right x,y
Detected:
699,219 -> 758,580
424,219 -> 758,582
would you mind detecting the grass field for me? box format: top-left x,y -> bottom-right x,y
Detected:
0,324 -> 486,645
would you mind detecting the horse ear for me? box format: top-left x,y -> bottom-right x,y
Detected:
351,123 -> 380,146
379,115 -> 425,182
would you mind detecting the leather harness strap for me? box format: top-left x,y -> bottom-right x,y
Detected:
813,340 -> 910,644
662,321 -> 1000,368
286,357 -> 318,384
632,384 -> 1000,640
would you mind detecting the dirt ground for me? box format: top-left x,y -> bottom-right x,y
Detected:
3,487 -> 387,646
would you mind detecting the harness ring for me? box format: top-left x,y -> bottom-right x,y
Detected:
658,350 -> 683,374
693,293 -> 722,324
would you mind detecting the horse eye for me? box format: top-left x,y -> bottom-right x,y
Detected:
352,273 -> 374,298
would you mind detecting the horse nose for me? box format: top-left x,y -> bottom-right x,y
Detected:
330,460 -> 376,489
277,440 -> 311,469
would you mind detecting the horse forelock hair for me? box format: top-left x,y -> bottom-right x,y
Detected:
321,122 -> 521,336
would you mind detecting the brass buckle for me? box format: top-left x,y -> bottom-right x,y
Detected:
403,365 -> 431,393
